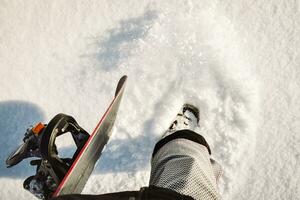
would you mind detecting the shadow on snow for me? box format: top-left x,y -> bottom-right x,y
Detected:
0,100 -> 45,178
89,10 -> 158,71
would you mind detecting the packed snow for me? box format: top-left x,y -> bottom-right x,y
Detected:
0,0 -> 299,199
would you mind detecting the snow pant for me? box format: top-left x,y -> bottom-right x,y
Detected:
50,186 -> 194,200
149,129 -> 222,200
50,130 -> 221,200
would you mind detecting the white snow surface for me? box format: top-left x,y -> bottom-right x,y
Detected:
0,0 -> 299,199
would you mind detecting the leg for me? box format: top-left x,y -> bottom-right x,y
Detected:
149,105 -> 222,200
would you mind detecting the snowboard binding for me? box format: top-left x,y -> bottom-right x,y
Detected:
6,114 -> 90,199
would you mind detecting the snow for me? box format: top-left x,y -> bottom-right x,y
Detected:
0,0 -> 299,199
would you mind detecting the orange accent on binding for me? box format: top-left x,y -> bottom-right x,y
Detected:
32,122 -> 45,135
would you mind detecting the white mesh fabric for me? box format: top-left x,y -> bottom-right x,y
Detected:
149,138 -> 222,200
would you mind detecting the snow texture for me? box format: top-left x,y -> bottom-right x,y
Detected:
0,0 -> 299,199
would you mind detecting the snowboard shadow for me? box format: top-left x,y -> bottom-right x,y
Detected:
86,9 -> 158,71
0,101 -> 45,178
94,133 -> 156,174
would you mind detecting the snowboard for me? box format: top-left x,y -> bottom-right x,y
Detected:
5,75 -> 127,199
52,75 -> 127,197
